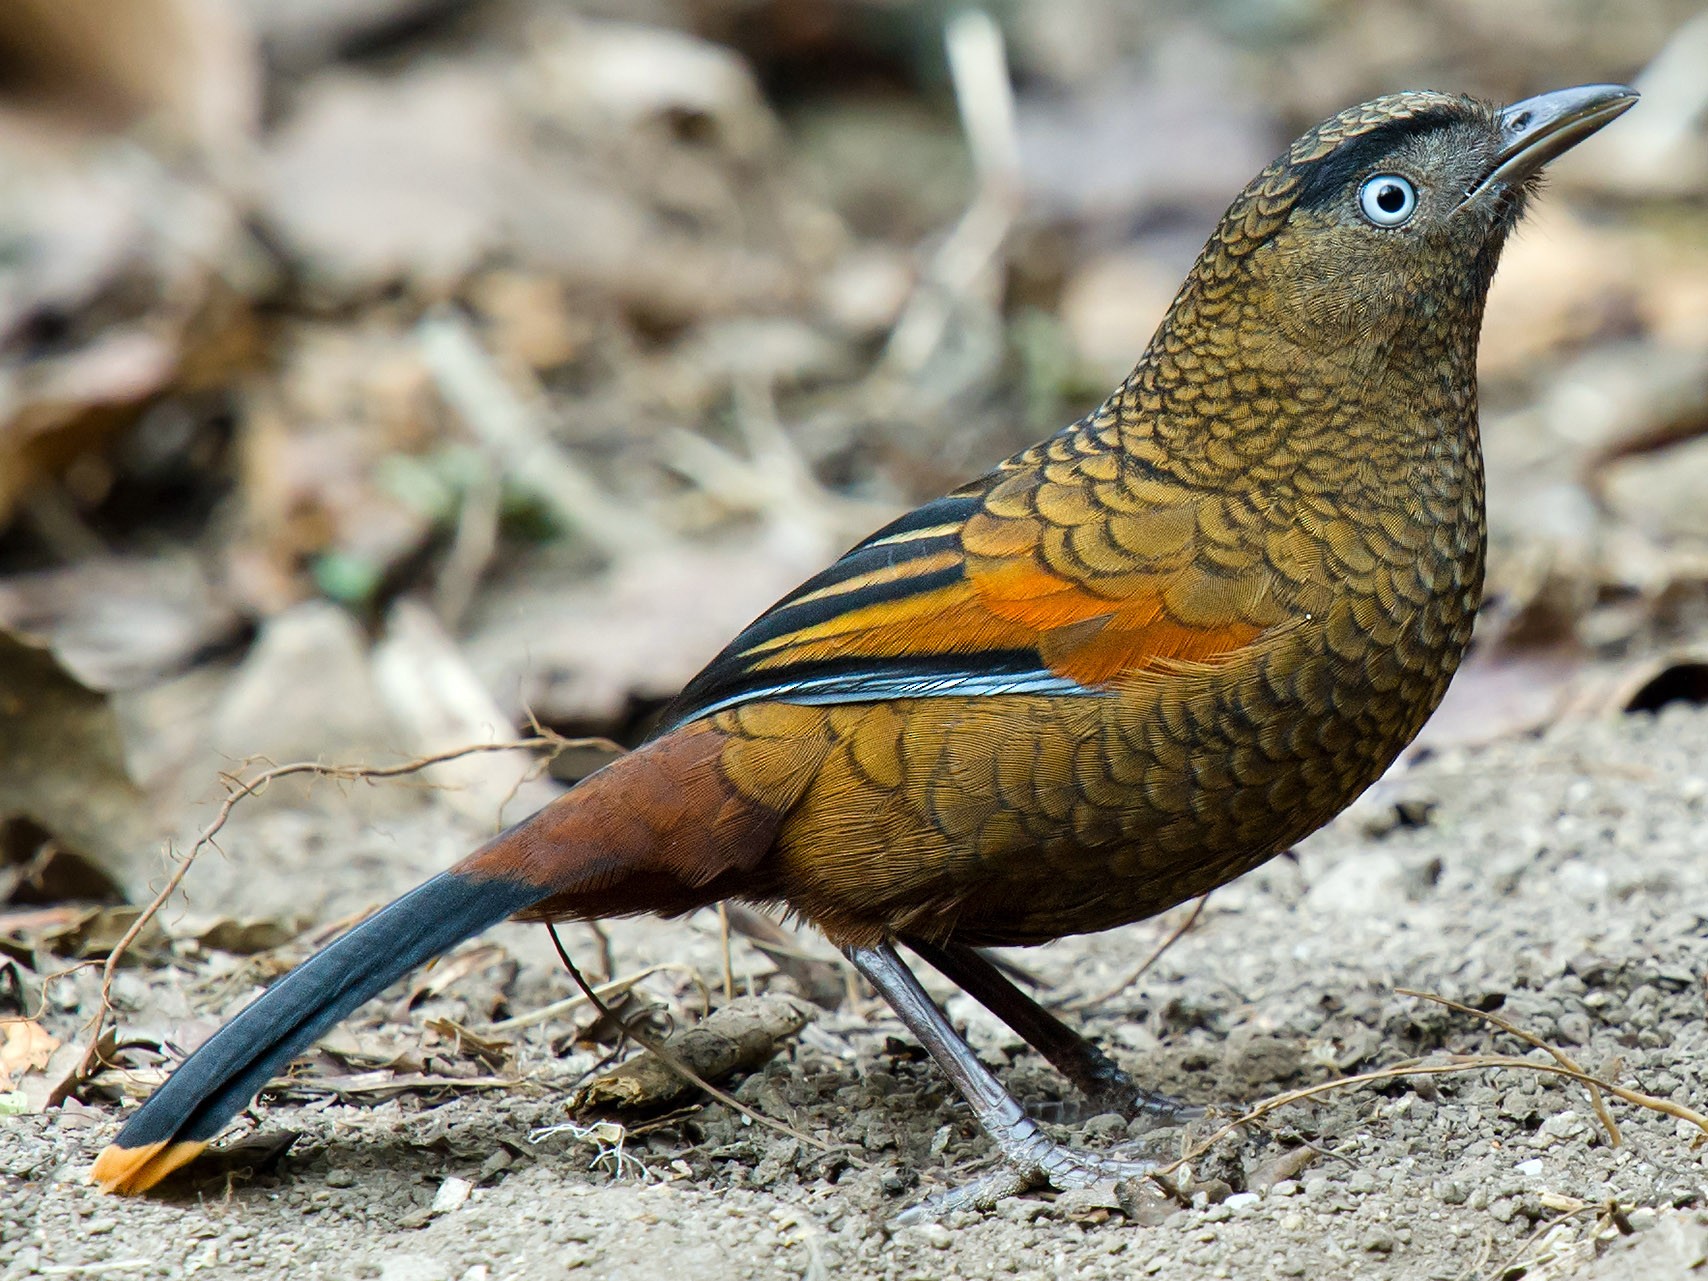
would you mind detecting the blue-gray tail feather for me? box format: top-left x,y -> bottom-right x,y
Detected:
113,871 -> 543,1151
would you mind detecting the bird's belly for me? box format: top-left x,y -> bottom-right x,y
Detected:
758,609 -> 1466,947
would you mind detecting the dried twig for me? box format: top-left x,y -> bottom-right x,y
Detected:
570,993 -> 812,1114
722,904 -> 848,1009
659,373 -> 880,543
878,10 -> 1020,389
1398,987 -> 1623,1147
1472,1202 -> 1604,1281
432,459 -> 503,629
1065,896 -> 1209,1012
583,920 -> 615,983
717,903 -> 737,1001
480,963 -> 690,1035
80,733 -> 604,1076
1154,1050 -> 1708,1185
545,923 -> 850,1159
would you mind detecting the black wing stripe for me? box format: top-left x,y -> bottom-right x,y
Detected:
858,492 -> 983,542
657,490 -> 1005,733
728,563 -> 965,659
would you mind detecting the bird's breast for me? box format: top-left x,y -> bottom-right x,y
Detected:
740,481 -> 1484,947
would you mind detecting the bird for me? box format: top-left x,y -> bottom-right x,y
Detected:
93,83 -> 1636,1215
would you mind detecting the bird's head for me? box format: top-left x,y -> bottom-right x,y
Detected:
1180,85 -> 1638,363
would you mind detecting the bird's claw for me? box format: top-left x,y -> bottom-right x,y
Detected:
891,1142 -> 1158,1224
891,1166 -> 1038,1224
1094,1083 -> 1205,1129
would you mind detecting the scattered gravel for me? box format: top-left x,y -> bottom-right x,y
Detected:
8,702 -> 1708,1280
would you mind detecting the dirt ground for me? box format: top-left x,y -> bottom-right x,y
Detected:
5,698 -> 1708,1280
4,4 -> 1708,1280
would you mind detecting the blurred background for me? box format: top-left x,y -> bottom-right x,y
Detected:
2,0 -> 1707,918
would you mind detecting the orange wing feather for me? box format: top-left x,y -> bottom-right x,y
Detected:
664,439 -> 1297,729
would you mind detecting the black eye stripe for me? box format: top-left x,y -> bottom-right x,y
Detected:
1290,109 -> 1463,212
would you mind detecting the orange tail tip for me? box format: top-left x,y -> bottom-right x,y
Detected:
91,1137 -> 209,1195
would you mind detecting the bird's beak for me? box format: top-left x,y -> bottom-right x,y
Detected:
1460,83 -> 1639,208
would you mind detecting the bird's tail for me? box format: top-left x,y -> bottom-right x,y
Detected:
89,868 -> 543,1194
92,722 -> 792,1195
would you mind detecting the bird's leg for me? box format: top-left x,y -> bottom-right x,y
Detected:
906,939 -> 1200,1126
844,942 -> 1157,1221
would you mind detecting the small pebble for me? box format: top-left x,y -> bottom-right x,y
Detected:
1362,1229 -> 1398,1253
917,1223 -> 953,1249
1082,1113 -> 1128,1141
430,1177 -> 473,1215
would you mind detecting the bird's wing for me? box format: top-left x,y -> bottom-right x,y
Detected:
662,437 -> 1303,730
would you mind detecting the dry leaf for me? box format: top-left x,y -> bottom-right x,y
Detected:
423,1017 -> 511,1070
1017,67 -> 1275,227
21,1025 -> 112,1112
1601,433 -> 1708,546
1557,9 -> 1708,199
0,633 -> 154,888
207,601 -> 398,773
0,0 -> 256,150
409,942 -> 513,1005
272,1069 -> 519,1102
168,912 -> 306,956
255,67 -> 517,296
1556,651 -> 1708,719
0,556 -> 242,691
0,0 -> 255,530
0,904 -> 144,960
1413,646 -> 1586,752
0,1020 -> 59,1090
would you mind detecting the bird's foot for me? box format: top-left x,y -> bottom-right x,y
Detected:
1030,1082 -> 1202,1128
1064,1055 -> 1205,1128
893,1138 -> 1156,1224
1088,1079 -> 1205,1129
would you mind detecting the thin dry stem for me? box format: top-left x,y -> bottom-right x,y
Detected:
878,9 -> 1020,385
1154,1052 -> 1708,1185
481,963 -> 692,1034
1473,1203 -> 1602,1281
545,923 -> 850,1160
1066,895 -> 1209,1012
80,733 -> 608,1073
718,903 -> 737,1001
1398,987 -> 1623,1147
419,309 -> 658,556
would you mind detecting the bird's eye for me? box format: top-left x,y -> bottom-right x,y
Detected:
1357,174 -> 1418,227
